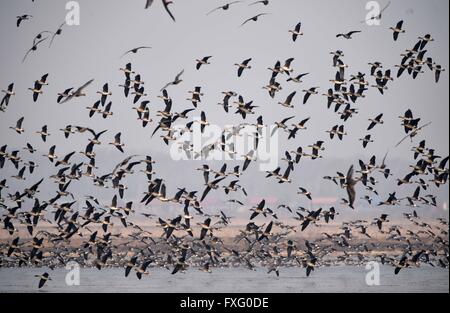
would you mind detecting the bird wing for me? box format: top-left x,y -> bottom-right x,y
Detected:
349,31 -> 361,36
346,165 -> 356,208
281,116 -> 295,124
380,1 -> 391,14
163,0 -> 176,22
395,122 -> 432,147
240,17 -> 254,27
206,6 -> 222,15
303,92 -> 311,104
201,186 -> 212,202
286,91 -> 297,103
71,79 -> 95,97
145,0 -> 154,9
175,69 -> 185,81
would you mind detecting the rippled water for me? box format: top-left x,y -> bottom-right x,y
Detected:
0,266 -> 448,293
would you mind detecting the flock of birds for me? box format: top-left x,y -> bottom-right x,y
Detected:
0,1 -> 449,289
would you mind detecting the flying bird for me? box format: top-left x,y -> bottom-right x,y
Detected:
196,56 -> 212,70
207,1 -> 242,15
17,15 -> 32,27
345,165 -> 357,209
49,22 -> 66,47
390,20 -> 405,41
22,37 -> 47,63
60,79 -> 95,104
235,58 -> 252,77
121,46 -> 152,58
1,83 -> 15,109
161,70 -> 184,91
240,13 -> 269,27
289,22 -> 303,42
336,31 -> 361,39
35,272 -> 51,289
109,133 -> 125,153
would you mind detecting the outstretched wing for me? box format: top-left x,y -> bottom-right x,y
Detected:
145,0 -> 154,9
163,0 -> 176,22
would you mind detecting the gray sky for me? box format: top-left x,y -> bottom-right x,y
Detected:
0,0 -> 448,217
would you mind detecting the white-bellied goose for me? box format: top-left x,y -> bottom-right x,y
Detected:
418,34 -> 434,50
132,100 -> 150,119
326,125 -> 346,140
263,78 -> 282,98
300,209 -> 322,232
235,58 -> 252,77
36,125 -> 50,142
280,58 -> 295,75
278,91 -> 297,108
390,20 -> 405,41
288,117 -> 310,139
35,272 -> 51,289
97,83 -> 112,105
132,87 -> 147,104
289,22 -> 303,42
258,221 -> 273,241
120,62 -> 135,78
55,151 -> 75,167
23,143 -> 36,154
297,187 -> 312,200
10,117 -> 25,134
267,60 -> 282,78
287,72 -> 308,83
272,116 -> 294,136
196,56 -> 212,70
57,88 -> 73,103
434,64 -> 445,83
29,74 -> 48,102
308,141 -> 325,160
102,102 -> 113,119
302,87 -> 319,104
278,167 -> 292,184
194,111 -> 210,134
369,62 -> 383,75
11,166 -> 26,181
109,133 -> 125,153
135,260 -> 152,280
187,86 -> 204,107
359,134 -> 374,148
86,101 -> 101,118
1,83 -> 15,109
330,72 -> 347,91
367,113 -> 384,130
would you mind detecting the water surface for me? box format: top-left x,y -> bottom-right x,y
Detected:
0,266 -> 448,293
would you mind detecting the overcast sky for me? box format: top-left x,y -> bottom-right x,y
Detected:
0,0 -> 448,216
